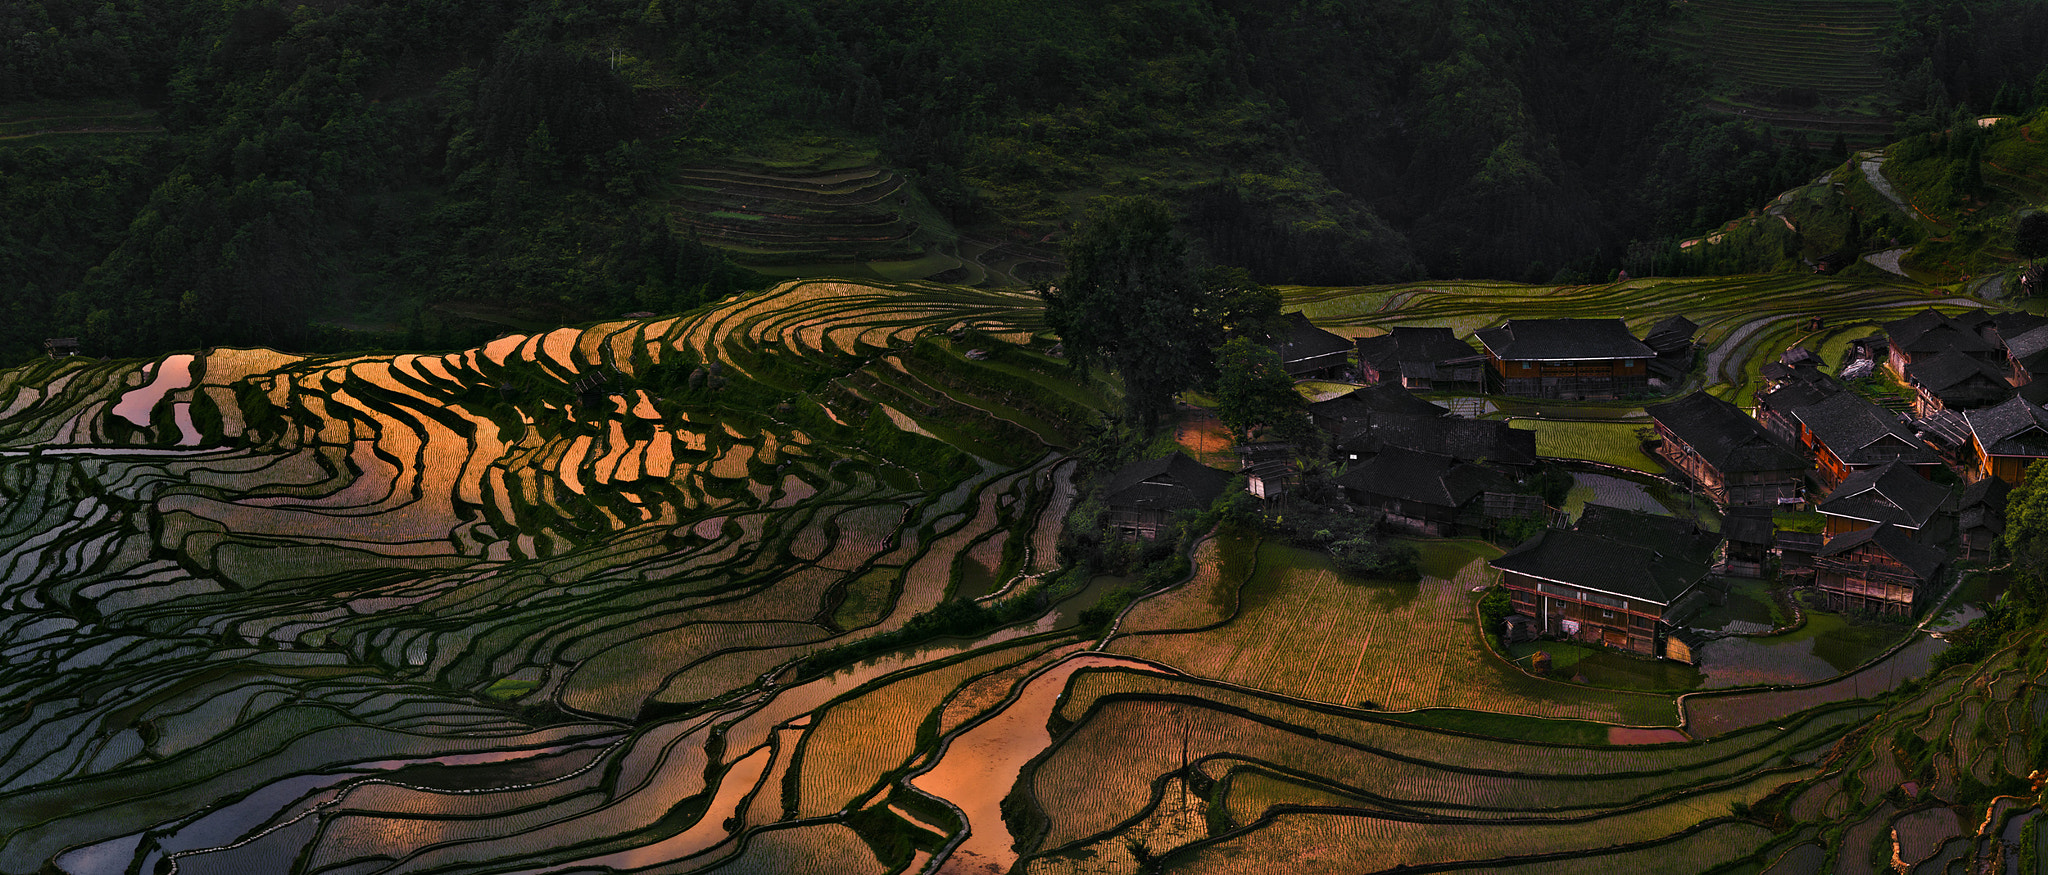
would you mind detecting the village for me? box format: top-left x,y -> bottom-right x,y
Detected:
1099,303 -> 2047,677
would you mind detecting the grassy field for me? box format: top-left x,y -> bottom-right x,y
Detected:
1110,541 -> 1680,726
1519,419 -> 1661,471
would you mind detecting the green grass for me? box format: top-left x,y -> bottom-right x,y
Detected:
1690,576 -> 1785,630
1779,603 -> 1912,673
1508,641 -> 1706,693
1774,511 -> 1825,534
1111,541 -> 1679,725
1374,707 -> 1609,746
1519,419 -> 1660,471
482,678 -> 542,700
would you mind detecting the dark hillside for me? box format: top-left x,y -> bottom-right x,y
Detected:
0,0 -> 2039,362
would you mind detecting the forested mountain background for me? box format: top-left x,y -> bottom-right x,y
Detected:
2,0 -> 2045,363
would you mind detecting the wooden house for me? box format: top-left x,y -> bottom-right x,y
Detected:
1330,412 -> 1538,469
1902,351 -> 2014,417
1645,392 -> 1808,507
1957,476 -> 2011,562
1642,315 -> 1699,383
1355,327 -> 1487,391
1336,446 -> 1508,537
1815,460 -> 1952,539
42,338 -> 78,358
1813,524 -> 1947,617
1276,312 -> 1353,379
1491,505 -> 1720,659
1885,309 -> 2002,382
1102,452 -> 1230,541
1720,507 -> 1776,578
1474,319 -> 1656,400
2002,325 -> 2048,386
1784,391 -> 1940,489
1307,383 -> 1448,437
1963,396 -> 2048,484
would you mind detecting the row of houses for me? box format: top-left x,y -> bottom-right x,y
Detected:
1111,307 -> 2039,664
1499,308 -> 2048,658
1281,313 -> 1696,400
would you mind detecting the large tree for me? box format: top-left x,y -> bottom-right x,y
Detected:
2017,211 -> 2048,268
1214,336 -> 1308,445
1042,197 -> 1222,430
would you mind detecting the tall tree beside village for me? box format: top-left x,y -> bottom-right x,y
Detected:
2017,211 -> 2048,274
1214,336 -> 1308,444
1041,196 -> 1221,430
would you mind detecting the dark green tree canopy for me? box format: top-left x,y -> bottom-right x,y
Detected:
2017,212 -> 2048,264
1042,196 -> 1221,429
1213,335 -> 1305,444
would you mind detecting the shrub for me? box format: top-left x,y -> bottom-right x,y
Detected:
1329,536 -> 1419,581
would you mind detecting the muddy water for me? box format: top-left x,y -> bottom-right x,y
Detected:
912,653 -> 1168,875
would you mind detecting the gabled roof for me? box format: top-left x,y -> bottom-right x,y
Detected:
1474,319 -> 1654,362
1987,311 -> 2048,344
1356,327 -> 1481,371
1885,308 -> 1999,356
1645,392 -> 1808,475
2003,325 -> 2048,370
1781,346 -> 1827,368
1490,525 -> 1714,608
1792,392 -> 1938,466
1335,446 -> 1508,509
1965,396 -> 2048,458
1332,412 -> 1537,466
1575,503 -> 1721,565
1818,523 -> 1947,581
1721,506 -> 1775,545
1308,384 -> 1449,427
1906,351 -> 2012,396
1276,312 -> 1353,374
1959,475 -> 2012,512
1817,460 -> 1952,530
1102,452 -> 1229,513
1645,314 -> 1699,344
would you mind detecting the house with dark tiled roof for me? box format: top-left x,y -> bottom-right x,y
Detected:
1957,476 -> 2011,561
1813,523 -> 1947,617
1275,312 -> 1353,379
1307,383 -> 1448,436
1720,506 -> 1776,577
1336,446 -> 1510,537
2002,325 -> 2048,386
1642,315 -> 1699,382
1330,413 -> 1538,469
1355,327 -> 1486,391
1474,319 -> 1656,399
1884,309 -> 2002,381
1786,391 -> 1940,489
1963,396 -> 2048,484
1101,452 -> 1230,541
1491,504 -> 1721,659
1645,392 -> 1808,507
1815,460 -> 1952,539
1755,366 -> 1843,445
1902,351 -> 2014,417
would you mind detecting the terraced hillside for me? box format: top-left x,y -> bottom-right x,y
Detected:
0,272 -> 2034,874
666,151 -> 1060,287
1665,0 -> 1898,145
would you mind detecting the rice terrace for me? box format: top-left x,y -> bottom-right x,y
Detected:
0,248 -> 2040,872
10,0 -> 2048,872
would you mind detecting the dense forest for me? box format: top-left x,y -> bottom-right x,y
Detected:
2,0 -> 2046,362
